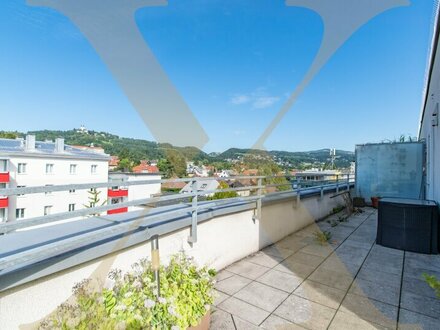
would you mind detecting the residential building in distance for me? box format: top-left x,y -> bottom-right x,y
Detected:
0,135 -> 110,222
186,162 -> 209,177
180,179 -> 219,197
108,156 -> 120,171
0,158 -> 9,222
296,169 -> 340,182
132,160 -> 159,174
108,172 -> 161,214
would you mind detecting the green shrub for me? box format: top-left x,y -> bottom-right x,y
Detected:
331,205 -> 345,214
423,274 -> 440,298
40,254 -> 216,330
207,181 -> 238,201
338,215 -> 348,223
314,231 -> 332,245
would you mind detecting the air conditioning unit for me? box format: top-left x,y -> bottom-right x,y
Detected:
377,198 -> 439,254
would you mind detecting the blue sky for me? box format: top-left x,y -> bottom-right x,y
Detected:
0,0 -> 437,152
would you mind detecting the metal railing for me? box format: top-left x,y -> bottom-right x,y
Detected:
0,173 -> 354,272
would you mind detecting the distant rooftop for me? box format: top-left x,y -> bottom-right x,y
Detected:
0,137 -> 110,160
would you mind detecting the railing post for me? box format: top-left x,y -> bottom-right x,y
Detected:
296,177 -> 301,204
320,185 -> 324,199
188,179 -> 198,243
346,174 -> 350,191
336,175 -> 339,193
253,177 -> 262,221
151,235 -> 160,297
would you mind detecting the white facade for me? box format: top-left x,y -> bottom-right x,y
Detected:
0,136 -> 109,222
419,17 -> 440,204
9,157 -> 108,221
108,173 -> 162,213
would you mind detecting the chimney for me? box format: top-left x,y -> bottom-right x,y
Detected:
55,138 -> 65,153
25,135 -> 36,151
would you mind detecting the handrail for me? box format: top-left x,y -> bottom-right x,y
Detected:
0,174 -> 354,233
0,173 -> 354,274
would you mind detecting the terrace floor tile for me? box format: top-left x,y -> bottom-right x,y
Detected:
234,281 -> 289,313
260,315 -> 305,329
210,308 -> 235,330
226,260 -> 271,280
398,309 -> 439,330
308,267 -> 355,291
329,311 -> 388,330
274,294 -> 336,330
256,268 -> 304,293
340,293 -> 398,329
218,296 -> 270,326
261,244 -> 297,259
400,291 -> 440,319
293,280 -> 346,309
215,274 -> 252,295
245,251 -> 284,268
349,278 -> 400,306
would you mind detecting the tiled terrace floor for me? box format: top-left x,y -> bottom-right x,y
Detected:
211,208 -> 440,330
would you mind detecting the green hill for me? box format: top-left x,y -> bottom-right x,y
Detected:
0,129 -> 354,169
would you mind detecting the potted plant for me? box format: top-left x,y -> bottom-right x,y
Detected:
39,253 -> 216,330
371,196 -> 381,209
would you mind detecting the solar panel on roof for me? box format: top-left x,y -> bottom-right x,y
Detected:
0,138 -> 109,159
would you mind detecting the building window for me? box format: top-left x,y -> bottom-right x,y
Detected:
44,206 -> 52,216
17,185 -> 26,196
0,208 -> 6,222
91,165 -> 98,174
16,208 -> 25,219
18,163 -> 27,174
45,184 -> 53,195
69,189 -> 76,194
46,164 -> 54,174
70,164 -> 77,175
0,160 -> 7,172
68,203 -> 75,212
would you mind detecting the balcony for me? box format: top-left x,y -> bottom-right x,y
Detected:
0,176 -> 438,329
0,196 -> 8,208
107,188 -> 128,198
107,207 -> 128,214
0,172 -> 9,184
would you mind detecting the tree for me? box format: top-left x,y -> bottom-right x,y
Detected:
208,181 -> 238,200
84,189 -> 106,216
116,158 -> 132,172
257,162 -> 291,192
157,158 -> 173,178
158,150 -> 187,178
0,131 -> 18,139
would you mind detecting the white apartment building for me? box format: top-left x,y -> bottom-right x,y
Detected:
107,172 -> 162,214
0,135 -> 110,222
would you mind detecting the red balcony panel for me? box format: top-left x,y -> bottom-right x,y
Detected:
0,197 -> 8,208
0,172 -> 9,183
107,189 -> 128,198
107,207 -> 128,215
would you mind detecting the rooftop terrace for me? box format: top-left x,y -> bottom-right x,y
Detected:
1,177 -> 438,329
211,209 -> 440,330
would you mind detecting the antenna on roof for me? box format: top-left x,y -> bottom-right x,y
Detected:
330,148 -> 336,169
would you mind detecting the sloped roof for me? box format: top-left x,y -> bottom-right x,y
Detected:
133,160 -> 159,173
